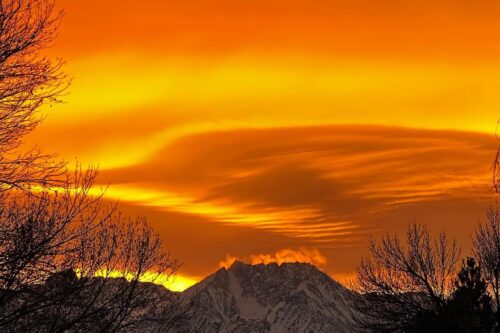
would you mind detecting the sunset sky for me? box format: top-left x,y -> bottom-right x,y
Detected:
29,0 -> 500,289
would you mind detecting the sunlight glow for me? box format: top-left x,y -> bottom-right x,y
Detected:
80,269 -> 198,292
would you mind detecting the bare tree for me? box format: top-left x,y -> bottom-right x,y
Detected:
473,208 -> 500,332
0,0 -> 67,192
0,169 -> 179,332
352,224 -> 461,332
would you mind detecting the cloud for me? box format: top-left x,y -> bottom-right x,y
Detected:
95,126 -> 494,244
219,248 -> 327,269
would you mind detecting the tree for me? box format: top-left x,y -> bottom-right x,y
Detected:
355,225 -> 498,332
0,169 -> 179,332
444,257 -> 494,333
0,1 -> 180,331
0,0 -> 67,193
353,224 -> 461,332
473,208 -> 500,332
405,257 -> 494,333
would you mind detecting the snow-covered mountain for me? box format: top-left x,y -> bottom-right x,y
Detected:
168,261 -> 361,333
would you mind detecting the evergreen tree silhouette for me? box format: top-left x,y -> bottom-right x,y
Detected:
446,257 -> 494,333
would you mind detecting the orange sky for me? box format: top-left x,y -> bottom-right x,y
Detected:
27,0 -> 500,288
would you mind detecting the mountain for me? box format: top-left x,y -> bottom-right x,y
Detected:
168,261 -> 361,333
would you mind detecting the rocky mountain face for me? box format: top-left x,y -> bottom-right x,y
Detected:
168,261 -> 361,333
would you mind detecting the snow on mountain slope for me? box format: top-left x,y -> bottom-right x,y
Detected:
168,261 -> 361,333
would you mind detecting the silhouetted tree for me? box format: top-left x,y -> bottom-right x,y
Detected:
0,170 -> 179,332
355,226 -> 499,333
444,257 -> 494,332
403,258 -> 493,333
474,208 -> 500,332
0,0 -> 68,192
353,224 -> 461,332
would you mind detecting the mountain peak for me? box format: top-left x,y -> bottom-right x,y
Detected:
226,259 -> 327,283
172,260 -> 361,332
227,259 -> 317,271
